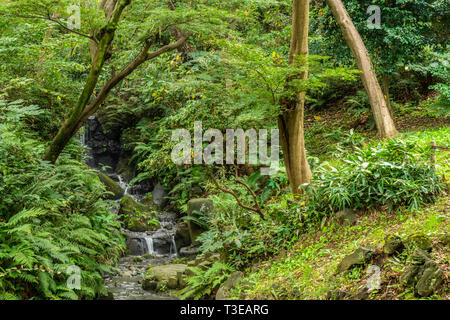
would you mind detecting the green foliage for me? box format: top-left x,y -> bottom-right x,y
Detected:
303,139 -> 445,216
0,100 -> 125,299
177,261 -> 234,300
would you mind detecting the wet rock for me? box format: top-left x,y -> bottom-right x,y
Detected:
187,198 -> 214,243
216,272 -> 243,300
142,264 -> 188,290
116,156 -> 135,182
336,248 -> 375,273
334,208 -> 356,226
179,246 -> 198,259
407,233 -> 433,252
84,117 -> 122,171
127,237 -> 147,255
119,195 -> 160,232
383,235 -> 404,255
152,183 -> 168,209
98,172 -> 124,200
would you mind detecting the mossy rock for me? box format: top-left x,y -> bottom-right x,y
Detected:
407,233 -> 433,252
336,247 -> 375,273
216,272 -> 243,300
334,208 -> 356,226
383,235 -> 404,255
116,156 -> 135,182
187,198 -> 214,244
140,193 -> 157,209
142,264 -> 188,290
400,248 -> 443,297
98,172 -> 124,200
119,195 -> 160,232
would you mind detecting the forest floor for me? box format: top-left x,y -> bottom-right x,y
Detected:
228,107 -> 449,300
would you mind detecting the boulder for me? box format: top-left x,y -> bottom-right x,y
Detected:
142,264 -> 188,290
98,172 -> 124,200
336,248 -> 375,273
383,235 -> 404,255
119,195 -> 160,232
334,208 -> 356,226
407,233 -> 433,252
126,237 -> 147,255
216,272 -> 243,300
187,198 -> 214,243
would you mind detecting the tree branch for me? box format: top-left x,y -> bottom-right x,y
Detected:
17,14 -> 97,42
78,33 -> 191,124
209,170 -> 265,219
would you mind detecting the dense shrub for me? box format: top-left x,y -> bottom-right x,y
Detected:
303,139 -> 445,214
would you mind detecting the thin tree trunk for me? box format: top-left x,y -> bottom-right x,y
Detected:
326,0 -> 398,139
382,73 -> 394,118
279,0 -> 312,195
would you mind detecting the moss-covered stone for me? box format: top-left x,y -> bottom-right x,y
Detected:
116,156 -> 135,182
187,198 -> 214,244
142,264 -> 188,290
98,172 -> 124,200
336,248 -> 374,273
119,195 -> 160,232
216,272 -> 243,300
400,248 -> 444,297
407,233 -> 433,252
383,235 -> 404,255
334,208 -> 356,226
415,261 -> 443,297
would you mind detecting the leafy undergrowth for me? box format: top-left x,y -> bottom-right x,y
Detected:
0,100 -> 126,299
225,127 -> 449,300
230,196 -> 449,300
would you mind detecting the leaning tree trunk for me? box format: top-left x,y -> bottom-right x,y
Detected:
43,0 -> 191,164
382,73 -> 394,118
278,0 -> 312,195
326,0 -> 399,139
43,0 -> 130,163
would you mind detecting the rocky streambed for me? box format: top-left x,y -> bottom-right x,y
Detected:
82,116 -> 188,300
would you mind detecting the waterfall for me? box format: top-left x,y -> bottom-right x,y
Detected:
169,235 -> 177,257
117,175 -> 130,195
144,237 -> 154,255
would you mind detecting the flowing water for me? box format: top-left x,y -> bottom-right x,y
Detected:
80,120 -> 179,300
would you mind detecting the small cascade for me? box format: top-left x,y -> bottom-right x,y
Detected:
169,235 -> 178,257
145,236 -> 154,255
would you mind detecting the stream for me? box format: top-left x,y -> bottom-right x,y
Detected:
81,117 -> 180,300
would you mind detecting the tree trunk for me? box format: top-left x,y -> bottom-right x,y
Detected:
278,0 -> 312,195
382,73 -> 394,118
43,0 -> 131,163
325,0 -> 398,139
